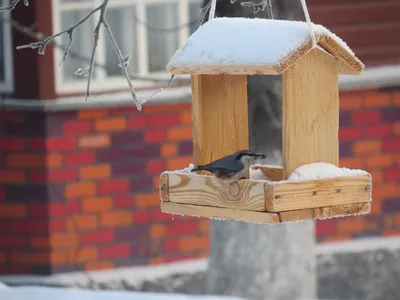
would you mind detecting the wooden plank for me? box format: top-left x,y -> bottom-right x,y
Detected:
167,173 -> 266,211
282,47 -> 339,179
191,74 -> 249,166
279,209 -> 314,222
278,202 -> 371,222
170,65 -> 280,75
265,174 -> 371,212
250,165 -> 283,181
161,202 -> 280,225
159,173 -> 169,202
314,202 -> 371,219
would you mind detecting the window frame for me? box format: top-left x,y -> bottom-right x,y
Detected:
0,0 -> 14,93
52,0 -> 200,94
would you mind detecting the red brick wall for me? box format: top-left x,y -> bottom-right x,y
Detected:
0,88 -> 399,275
309,0 -> 400,67
317,88 -> 400,242
0,104 -> 208,275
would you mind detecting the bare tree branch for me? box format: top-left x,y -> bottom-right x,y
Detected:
6,0 -> 212,110
138,0 -> 212,106
2,15 -> 187,84
102,16 -> 142,108
196,1 -> 212,30
14,0 -> 166,110
14,0 -> 142,109
240,0 -> 272,15
133,15 -> 197,33
16,3 -> 102,55
0,0 -> 28,12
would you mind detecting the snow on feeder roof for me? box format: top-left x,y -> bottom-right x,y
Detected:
167,17 -> 364,76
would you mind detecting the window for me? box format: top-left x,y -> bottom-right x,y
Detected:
0,0 -> 14,92
53,0 -> 203,93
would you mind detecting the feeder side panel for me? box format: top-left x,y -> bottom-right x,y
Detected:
191,74 -> 249,167
282,48 -> 339,179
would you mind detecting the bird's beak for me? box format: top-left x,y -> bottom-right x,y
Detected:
253,153 -> 266,159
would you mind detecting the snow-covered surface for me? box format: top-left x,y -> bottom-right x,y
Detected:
316,236 -> 400,255
163,164 -> 195,174
249,167 -> 269,181
1,86 -> 192,111
0,287 -> 246,300
288,162 -> 369,182
0,259 -> 207,287
3,63 -> 399,112
0,282 -> 9,289
167,17 -> 353,68
339,64 -> 400,90
2,238 -> 399,299
249,164 -> 282,181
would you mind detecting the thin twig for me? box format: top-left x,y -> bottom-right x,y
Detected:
16,2 -> 103,55
85,0 -> 109,101
103,15 -> 143,109
138,73 -> 176,107
60,30 -> 73,65
241,1 -> 268,14
196,1 -> 212,30
133,16 -> 197,33
0,0 -> 28,12
101,8 -> 141,108
138,0 -> 212,106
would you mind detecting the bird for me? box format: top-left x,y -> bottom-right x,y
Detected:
191,150 -> 266,185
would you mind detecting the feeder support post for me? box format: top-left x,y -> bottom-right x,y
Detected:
191,74 -> 249,167
282,47 -> 340,179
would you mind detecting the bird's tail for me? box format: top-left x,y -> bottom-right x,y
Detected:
191,165 -> 206,172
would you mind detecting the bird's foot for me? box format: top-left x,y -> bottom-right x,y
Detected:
214,178 -> 228,192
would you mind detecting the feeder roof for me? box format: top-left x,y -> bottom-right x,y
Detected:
167,17 -> 364,76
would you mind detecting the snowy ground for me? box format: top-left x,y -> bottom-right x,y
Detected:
1,237 -> 400,300
0,286 -> 246,300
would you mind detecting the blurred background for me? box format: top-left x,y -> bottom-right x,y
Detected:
0,0 -> 399,299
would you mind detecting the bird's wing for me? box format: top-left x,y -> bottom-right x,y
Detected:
211,156 -> 244,172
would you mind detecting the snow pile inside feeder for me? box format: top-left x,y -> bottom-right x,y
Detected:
167,17 -> 354,69
162,164 -> 194,174
249,167 -> 270,180
288,162 -> 369,182
249,164 -> 281,181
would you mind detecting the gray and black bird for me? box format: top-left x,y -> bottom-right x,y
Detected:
191,150 -> 266,184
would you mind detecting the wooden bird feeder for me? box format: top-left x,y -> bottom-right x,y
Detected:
159,18 -> 372,224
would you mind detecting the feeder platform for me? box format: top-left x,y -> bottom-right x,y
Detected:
160,165 -> 372,224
